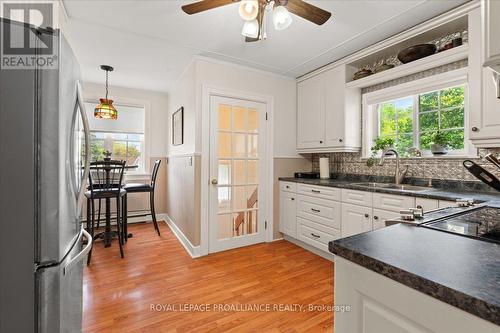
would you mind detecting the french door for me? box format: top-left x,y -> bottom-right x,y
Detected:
209,95 -> 267,253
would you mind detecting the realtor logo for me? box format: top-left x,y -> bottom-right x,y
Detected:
1,1 -> 59,69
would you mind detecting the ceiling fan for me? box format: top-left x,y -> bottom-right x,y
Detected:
181,0 -> 332,42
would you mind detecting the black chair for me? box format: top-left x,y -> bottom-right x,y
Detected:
85,160 -> 127,265
123,160 -> 162,238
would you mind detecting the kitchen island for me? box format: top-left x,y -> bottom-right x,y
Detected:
329,223 -> 500,332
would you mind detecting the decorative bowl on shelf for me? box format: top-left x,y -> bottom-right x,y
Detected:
353,68 -> 373,80
397,44 -> 437,64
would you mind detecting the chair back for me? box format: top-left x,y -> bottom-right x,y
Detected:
88,160 -> 126,194
150,159 -> 162,189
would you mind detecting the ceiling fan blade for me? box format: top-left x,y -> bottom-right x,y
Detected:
182,0 -> 239,15
285,0 -> 332,25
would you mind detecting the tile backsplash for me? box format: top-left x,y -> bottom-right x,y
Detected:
309,152 -> 500,182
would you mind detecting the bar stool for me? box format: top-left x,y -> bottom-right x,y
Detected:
123,160 -> 162,239
85,160 -> 126,265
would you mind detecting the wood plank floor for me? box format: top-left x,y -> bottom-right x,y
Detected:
83,222 -> 334,333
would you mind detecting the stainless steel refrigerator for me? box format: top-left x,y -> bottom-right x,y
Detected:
0,18 -> 91,333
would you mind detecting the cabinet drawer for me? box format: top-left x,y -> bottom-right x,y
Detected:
297,217 -> 341,252
373,193 -> 415,213
280,181 -> 296,193
439,200 -> 456,208
297,195 -> 341,229
297,184 -> 341,201
342,189 -> 373,206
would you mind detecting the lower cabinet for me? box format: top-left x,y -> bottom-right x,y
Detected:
279,190 -> 297,237
297,217 -> 341,253
341,203 -> 372,238
372,209 -> 400,230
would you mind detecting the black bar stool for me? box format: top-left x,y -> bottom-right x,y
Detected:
123,160 -> 162,239
85,160 -> 126,265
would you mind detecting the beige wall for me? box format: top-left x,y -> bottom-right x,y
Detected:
166,155 -> 201,246
272,157 -> 312,239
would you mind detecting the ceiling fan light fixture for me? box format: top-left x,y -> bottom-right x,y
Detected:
272,5 -> 292,31
238,0 -> 259,21
241,19 -> 259,38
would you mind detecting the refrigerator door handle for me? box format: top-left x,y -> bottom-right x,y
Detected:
72,81 -> 91,204
64,228 -> 92,275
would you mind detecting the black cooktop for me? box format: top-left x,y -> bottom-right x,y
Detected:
423,206 -> 500,243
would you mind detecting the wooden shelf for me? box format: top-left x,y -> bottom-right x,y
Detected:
345,44 -> 469,89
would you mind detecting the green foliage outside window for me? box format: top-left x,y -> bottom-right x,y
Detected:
375,85 -> 465,156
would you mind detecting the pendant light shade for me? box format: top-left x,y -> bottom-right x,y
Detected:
241,19 -> 259,38
273,5 -> 292,31
94,65 -> 118,120
238,0 -> 259,21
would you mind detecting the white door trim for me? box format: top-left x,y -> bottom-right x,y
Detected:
201,84 -> 274,256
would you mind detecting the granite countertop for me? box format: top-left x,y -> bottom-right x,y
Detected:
330,224 -> 500,325
279,177 -> 500,204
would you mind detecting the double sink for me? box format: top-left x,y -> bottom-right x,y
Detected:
351,182 -> 430,192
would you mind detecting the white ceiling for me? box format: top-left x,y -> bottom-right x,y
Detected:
61,0 -> 469,92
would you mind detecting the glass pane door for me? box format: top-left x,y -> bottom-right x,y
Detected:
209,96 -> 266,253
217,104 -> 259,240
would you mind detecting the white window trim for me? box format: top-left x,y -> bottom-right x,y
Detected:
84,97 -> 151,178
362,68 -> 477,159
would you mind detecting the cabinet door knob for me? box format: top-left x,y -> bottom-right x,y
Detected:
319,140 -> 323,144
291,197 -> 295,201
339,138 -> 343,143
364,213 -> 370,218
472,127 -> 479,132
374,216 -> 379,220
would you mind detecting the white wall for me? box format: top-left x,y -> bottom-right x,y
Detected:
83,82 -> 169,158
167,63 -> 197,156
193,58 -> 299,157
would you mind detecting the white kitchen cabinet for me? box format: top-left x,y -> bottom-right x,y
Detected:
341,203 -> 372,238
297,65 -> 360,153
342,189 -> 373,206
482,0 -> 500,71
469,6 -> 500,147
372,209 -> 399,230
296,195 -> 342,230
279,190 -> 297,237
297,74 -> 325,149
334,257 -> 499,333
415,197 -> 439,212
372,193 -> 415,212
297,217 -> 341,253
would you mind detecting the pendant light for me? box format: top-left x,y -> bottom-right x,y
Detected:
241,19 -> 259,38
94,65 -> 118,120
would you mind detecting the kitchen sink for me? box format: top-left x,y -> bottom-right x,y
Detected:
352,182 -> 430,192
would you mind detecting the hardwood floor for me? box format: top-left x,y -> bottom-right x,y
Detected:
83,222 -> 334,333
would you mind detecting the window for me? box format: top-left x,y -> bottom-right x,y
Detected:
372,84 -> 466,157
84,103 -> 146,173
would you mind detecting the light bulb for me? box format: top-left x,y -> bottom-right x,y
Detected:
241,19 -> 259,38
239,0 -> 259,21
272,5 -> 292,31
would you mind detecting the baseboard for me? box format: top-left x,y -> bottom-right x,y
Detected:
160,214 -> 202,258
269,237 -> 284,242
283,235 -> 334,262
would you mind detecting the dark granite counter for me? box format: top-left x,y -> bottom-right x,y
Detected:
279,177 -> 500,204
330,224 -> 500,325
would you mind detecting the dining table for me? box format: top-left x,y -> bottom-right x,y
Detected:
89,162 -> 138,247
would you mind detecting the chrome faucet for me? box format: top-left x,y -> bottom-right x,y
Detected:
379,149 -> 409,185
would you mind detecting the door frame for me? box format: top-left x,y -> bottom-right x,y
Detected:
201,84 -> 274,256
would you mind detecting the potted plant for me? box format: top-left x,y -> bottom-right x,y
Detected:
430,131 -> 449,155
367,136 -> 395,167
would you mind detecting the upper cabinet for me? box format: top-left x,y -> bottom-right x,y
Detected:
482,0 -> 500,72
297,65 -> 360,153
469,5 -> 500,147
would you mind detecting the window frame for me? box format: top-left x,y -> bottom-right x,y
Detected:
84,98 -> 151,177
362,69 -> 476,159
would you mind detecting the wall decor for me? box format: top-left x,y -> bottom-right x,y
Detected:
172,107 -> 184,146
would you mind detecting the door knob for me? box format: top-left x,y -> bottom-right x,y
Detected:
211,179 -> 218,185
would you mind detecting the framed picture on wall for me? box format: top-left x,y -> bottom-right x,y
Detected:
172,107 -> 184,146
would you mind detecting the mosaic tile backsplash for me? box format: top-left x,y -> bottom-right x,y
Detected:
309,152 -> 500,182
